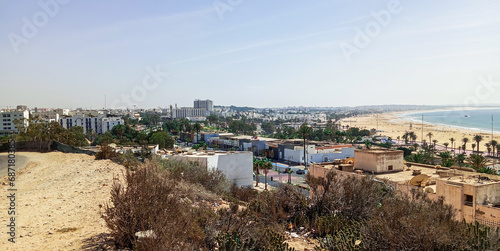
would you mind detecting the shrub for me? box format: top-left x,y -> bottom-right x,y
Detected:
160,159 -> 231,195
95,144 -> 119,160
102,160 -> 213,250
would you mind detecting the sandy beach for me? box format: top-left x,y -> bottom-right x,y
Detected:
343,110 -> 500,151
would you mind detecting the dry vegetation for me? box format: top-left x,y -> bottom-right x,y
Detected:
103,156 -> 500,250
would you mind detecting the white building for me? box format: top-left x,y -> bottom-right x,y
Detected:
283,145 -> 354,165
165,151 -> 253,187
59,115 -> 124,134
0,109 -> 29,136
194,99 -> 213,112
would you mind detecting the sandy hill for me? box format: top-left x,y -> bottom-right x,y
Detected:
0,152 -> 125,250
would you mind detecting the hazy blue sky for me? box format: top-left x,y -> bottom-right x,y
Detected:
1,0 -> 499,109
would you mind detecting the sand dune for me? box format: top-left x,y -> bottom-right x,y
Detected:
0,152 -> 125,250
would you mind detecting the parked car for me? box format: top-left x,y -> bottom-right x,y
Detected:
296,169 -> 305,175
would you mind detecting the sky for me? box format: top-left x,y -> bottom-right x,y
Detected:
1,0 -> 500,109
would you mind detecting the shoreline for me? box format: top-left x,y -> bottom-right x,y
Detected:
344,110 -> 500,149
397,108 -> 500,136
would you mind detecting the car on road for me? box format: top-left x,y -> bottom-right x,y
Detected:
296,169 -> 305,175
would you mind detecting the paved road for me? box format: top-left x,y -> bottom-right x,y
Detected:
0,153 -> 28,177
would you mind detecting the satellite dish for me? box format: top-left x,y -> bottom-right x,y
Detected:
410,174 -> 429,187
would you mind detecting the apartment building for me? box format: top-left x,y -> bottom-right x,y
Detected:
0,109 -> 29,136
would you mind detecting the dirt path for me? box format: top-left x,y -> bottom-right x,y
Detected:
0,154 -> 28,177
0,152 -> 126,250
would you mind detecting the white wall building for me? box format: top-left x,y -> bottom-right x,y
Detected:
0,109 -> 29,136
172,107 -> 207,119
194,99 -> 213,112
165,151 -> 253,187
284,145 -> 354,165
59,115 -> 124,134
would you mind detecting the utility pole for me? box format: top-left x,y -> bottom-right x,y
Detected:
421,114 -> 424,147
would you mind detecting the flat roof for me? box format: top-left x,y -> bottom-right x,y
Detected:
355,149 -> 403,154
374,167 -> 439,183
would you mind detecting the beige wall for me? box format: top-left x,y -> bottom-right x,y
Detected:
354,150 -> 403,173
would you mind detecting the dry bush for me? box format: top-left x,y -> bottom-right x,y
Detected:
102,160 -> 213,250
160,159 -> 231,195
95,144 -> 120,160
306,171 -> 390,221
362,191 -> 479,250
231,185 -> 258,202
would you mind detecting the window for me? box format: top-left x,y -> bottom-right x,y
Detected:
465,194 -> 473,206
388,165 -> 393,171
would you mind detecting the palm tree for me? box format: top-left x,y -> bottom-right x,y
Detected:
443,142 -> 449,150
253,157 -> 261,187
193,123 -> 202,143
432,139 -> 438,151
427,132 -> 433,146
402,132 -> 409,144
462,137 -> 469,154
490,140 -> 498,157
485,143 -> 491,156
467,154 -> 487,171
449,137 -> 455,152
298,123 -> 313,169
410,132 -> 417,144
472,144 -> 476,153
473,135 -> 483,153
261,158 -> 273,190
413,143 -> 419,151
497,145 -> 500,158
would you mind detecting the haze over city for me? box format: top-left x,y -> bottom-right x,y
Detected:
1,0 -> 500,108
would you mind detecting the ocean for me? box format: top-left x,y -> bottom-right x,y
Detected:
402,109 -> 500,134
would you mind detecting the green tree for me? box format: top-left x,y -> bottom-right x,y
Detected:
490,140 -> 497,157
298,123 -> 313,169
65,126 -> 89,147
261,158 -> 273,190
473,135 -> 483,153
193,123 -> 202,143
427,132 -> 433,145
443,142 -> 449,150
149,131 -> 174,149
462,137 -> 469,153
253,157 -> 261,187
467,154 -> 487,171
485,143 -> 492,156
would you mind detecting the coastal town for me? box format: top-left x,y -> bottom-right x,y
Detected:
2,101 -> 500,249
3,0 -> 500,250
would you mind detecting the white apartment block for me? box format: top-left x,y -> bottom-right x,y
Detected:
59,115 -> 123,134
171,107 -> 207,119
0,109 -> 29,136
194,99 -> 213,112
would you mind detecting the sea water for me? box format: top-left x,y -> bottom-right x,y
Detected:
403,109 -> 500,134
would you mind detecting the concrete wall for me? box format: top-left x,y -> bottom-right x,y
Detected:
169,152 -> 253,187
216,152 -> 253,187
476,204 -> 500,227
475,183 -> 500,205
354,150 -> 404,173
437,179 -> 466,221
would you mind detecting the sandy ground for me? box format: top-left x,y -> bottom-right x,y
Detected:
0,154 -> 28,178
0,152 -> 125,250
343,111 -> 500,151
